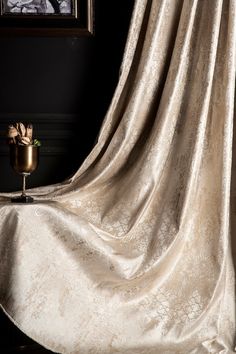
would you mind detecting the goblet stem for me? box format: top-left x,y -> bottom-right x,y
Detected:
21,173 -> 30,197
22,174 -> 26,196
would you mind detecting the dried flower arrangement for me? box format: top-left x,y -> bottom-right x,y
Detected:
7,122 -> 41,147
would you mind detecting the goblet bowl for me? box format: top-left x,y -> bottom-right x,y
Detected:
10,144 -> 39,203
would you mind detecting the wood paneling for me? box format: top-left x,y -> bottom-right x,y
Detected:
0,113 -> 81,191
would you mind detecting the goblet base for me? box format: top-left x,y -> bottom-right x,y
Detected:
11,195 -> 34,203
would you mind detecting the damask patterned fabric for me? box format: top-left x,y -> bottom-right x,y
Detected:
0,0 -> 236,353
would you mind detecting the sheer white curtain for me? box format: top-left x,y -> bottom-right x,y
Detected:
0,0 -> 236,353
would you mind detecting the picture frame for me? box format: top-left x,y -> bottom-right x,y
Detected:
0,0 -> 94,36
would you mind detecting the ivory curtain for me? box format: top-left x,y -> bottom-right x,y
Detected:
0,0 -> 236,353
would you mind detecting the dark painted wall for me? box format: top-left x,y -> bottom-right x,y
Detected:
0,1 -> 134,352
0,0 -> 134,192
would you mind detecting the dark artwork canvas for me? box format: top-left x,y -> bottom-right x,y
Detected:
1,0 -> 73,15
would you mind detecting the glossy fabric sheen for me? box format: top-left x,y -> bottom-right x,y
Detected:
0,0 -> 236,353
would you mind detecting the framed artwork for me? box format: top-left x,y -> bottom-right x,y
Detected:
0,0 -> 94,36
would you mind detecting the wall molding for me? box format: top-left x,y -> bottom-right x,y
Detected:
0,113 -> 78,156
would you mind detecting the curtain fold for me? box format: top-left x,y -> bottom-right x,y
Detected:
0,0 -> 236,353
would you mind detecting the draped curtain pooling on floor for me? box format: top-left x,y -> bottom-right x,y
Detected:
0,0 -> 236,353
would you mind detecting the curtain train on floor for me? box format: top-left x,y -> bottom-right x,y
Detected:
0,0 -> 236,353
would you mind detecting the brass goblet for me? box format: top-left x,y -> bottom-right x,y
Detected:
10,144 -> 39,203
